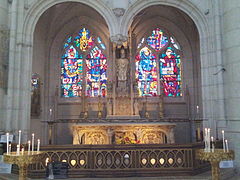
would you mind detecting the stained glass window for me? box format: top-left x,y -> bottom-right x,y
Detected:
61,46 -> 83,97
135,47 -> 157,96
136,28 -> 182,97
160,47 -> 181,97
61,28 -> 107,98
147,28 -> 168,51
86,46 -> 107,97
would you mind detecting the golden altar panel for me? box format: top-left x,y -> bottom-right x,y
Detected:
72,122 -> 175,145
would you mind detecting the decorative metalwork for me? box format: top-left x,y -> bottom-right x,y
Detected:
4,152 -> 45,180
26,144 -> 209,178
196,149 -> 234,180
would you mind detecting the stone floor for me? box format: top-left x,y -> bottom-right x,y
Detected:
0,169 -> 239,180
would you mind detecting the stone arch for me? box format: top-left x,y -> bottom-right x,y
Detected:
23,0 -> 117,46
121,0 -> 218,123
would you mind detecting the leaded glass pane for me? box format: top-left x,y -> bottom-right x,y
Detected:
147,28 -> 168,51
135,47 -> 157,96
74,28 -> 94,51
86,46 -> 107,97
160,47 -> 181,97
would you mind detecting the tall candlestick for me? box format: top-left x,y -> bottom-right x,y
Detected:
18,130 -> 21,146
222,130 -> 225,152
6,133 -> 9,154
37,139 -> 40,152
28,140 -> 31,154
225,139 -> 229,152
32,133 -> 35,152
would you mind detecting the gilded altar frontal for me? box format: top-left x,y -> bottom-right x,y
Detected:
0,0 -> 240,179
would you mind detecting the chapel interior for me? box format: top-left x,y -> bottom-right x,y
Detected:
0,0 -> 239,179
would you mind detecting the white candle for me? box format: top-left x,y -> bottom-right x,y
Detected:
222,130 -> 225,152
18,130 -> 21,146
21,147 -> 24,155
6,133 -> 9,154
32,133 -> 35,152
211,136 -> 214,152
16,145 -> 20,155
9,144 -> 11,153
50,108 -> 52,116
207,128 -> 211,152
28,140 -> 31,154
37,139 -> 40,152
225,139 -> 229,153
196,105 -> 199,114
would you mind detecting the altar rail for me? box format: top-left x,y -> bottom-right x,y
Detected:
25,143 -> 209,178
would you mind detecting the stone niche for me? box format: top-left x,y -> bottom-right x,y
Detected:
72,122 -> 175,145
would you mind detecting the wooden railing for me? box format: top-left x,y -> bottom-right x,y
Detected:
26,143 -> 209,178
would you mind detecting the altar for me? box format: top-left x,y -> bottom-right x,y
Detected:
72,122 -> 175,145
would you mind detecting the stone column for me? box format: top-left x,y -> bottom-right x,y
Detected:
0,0 -> 9,133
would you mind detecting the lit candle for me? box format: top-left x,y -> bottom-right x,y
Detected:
9,144 -> 11,153
225,139 -> 229,153
28,140 -> 31,154
6,133 -> 9,154
32,133 -> 35,152
21,147 -> 24,155
37,139 -> 40,152
50,108 -> 52,116
196,105 -> 199,114
18,130 -> 21,146
222,130 -> 225,152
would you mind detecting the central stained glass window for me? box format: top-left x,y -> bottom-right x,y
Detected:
61,28 -> 107,98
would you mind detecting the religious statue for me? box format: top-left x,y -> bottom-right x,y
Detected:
117,47 -> 129,82
31,73 -> 41,117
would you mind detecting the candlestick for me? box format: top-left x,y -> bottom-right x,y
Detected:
222,130 -> 225,152
32,133 -> 35,152
18,130 -> 21,146
28,140 -> 31,154
37,139 -> 40,152
6,133 -> 9,154
9,144 -> 11,153
225,139 -> 229,153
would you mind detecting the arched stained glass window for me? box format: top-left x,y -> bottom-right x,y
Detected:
86,46 -> 107,97
136,28 -> 182,97
160,47 -> 181,97
135,47 -> 157,96
61,28 -> 107,98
